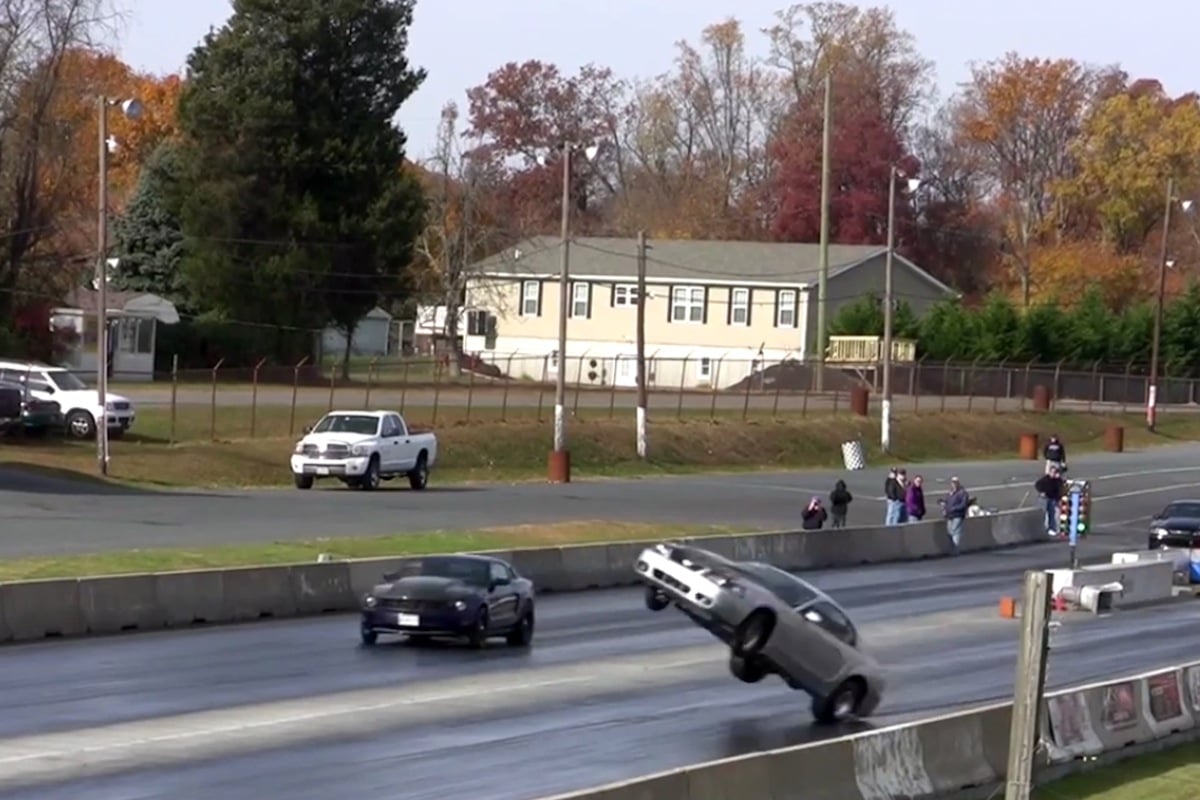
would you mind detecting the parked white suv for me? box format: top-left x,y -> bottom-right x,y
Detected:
0,360 -> 136,439
290,409 -> 437,491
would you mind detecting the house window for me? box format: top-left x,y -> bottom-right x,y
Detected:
613,284 -> 637,307
699,357 -> 712,380
671,286 -> 705,323
521,280 -> 540,316
776,289 -> 797,328
571,282 -> 590,318
730,288 -> 749,325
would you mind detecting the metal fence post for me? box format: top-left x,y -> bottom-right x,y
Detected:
993,358 -> 1007,414
574,351 -> 589,419
536,355 -> 548,423
169,354 -> 178,445
250,357 -> 266,438
742,356 -> 753,421
209,358 -> 225,442
941,359 -> 951,413
431,358 -> 442,424
1091,360 -> 1102,410
501,353 -> 515,422
1021,360 -> 1034,412
465,365 -> 476,422
1122,358 -> 1134,414
608,356 -> 618,419
327,360 -> 338,411
772,359 -> 783,418
400,359 -> 410,414
1053,359 -> 1065,410
678,354 -> 690,421
913,355 -> 925,414
710,356 -> 725,420
364,357 -> 377,408
289,356 -> 309,436
967,356 -> 981,413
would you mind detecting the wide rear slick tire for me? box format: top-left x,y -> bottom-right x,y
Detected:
644,586 -> 670,611
731,609 -> 775,656
811,678 -> 866,724
729,654 -> 767,683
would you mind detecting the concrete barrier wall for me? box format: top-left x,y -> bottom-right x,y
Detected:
1048,561 -> 1176,608
0,507 -> 1044,644
536,659 -> 1200,800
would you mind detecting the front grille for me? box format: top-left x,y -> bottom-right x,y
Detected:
652,569 -> 689,595
324,443 -> 350,458
378,598 -> 448,612
113,402 -> 131,411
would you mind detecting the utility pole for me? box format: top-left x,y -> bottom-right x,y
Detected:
635,231 -> 648,459
1004,570 -> 1053,800
881,166 -> 897,453
1148,175 -> 1174,432
550,140 -> 572,482
96,95 -> 111,476
814,72 -> 832,392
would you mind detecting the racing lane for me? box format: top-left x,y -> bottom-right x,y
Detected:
2,444 -> 1197,554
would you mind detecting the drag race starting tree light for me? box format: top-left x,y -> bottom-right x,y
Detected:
1057,480 -> 1092,542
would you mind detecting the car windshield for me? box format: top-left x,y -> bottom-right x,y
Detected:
312,414 -> 379,435
731,562 -> 820,607
46,371 -> 87,391
413,557 -> 490,587
1161,502 -> 1200,519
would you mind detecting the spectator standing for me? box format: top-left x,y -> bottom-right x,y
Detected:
829,480 -> 853,528
802,497 -> 828,530
1035,468 -> 1065,536
942,477 -> 970,553
884,468 -> 903,526
905,475 -> 926,521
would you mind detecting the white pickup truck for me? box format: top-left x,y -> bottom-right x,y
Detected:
289,409 -> 437,491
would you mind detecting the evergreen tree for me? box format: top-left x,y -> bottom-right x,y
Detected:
111,140 -> 188,307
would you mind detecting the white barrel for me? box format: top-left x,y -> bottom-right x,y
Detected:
841,440 -> 865,471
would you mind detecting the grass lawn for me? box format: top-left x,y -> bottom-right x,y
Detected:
0,521 -> 745,581
1034,741 -> 1200,799
2,406 -> 1200,490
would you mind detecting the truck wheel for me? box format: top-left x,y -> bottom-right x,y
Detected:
408,453 -> 429,490
359,456 -> 381,491
294,474 -> 313,490
66,410 -> 95,440
811,677 -> 866,724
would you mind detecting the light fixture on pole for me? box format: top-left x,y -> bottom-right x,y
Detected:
96,95 -> 143,475
545,141 -> 599,483
882,166 -> 920,453
1148,176 -> 1177,433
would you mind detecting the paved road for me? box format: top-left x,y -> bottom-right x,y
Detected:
2,446 -> 1197,556
0,516 -> 1191,798
117,382 -> 1160,415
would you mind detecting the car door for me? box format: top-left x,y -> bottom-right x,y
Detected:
487,562 -> 518,627
790,601 -> 856,692
388,413 -> 417,471
377,416 -> 401,472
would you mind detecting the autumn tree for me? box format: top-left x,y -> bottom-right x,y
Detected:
616,18 -> 782,238
1026,240 -> 1143,309
950,54 -> 1112,306
173,0 -> 427,367
413,102 -> 505,372
1063,80 -> 1200,252
110,140 -> 187,307
465,61 -> 627,235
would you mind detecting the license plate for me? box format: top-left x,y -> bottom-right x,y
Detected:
315,466 -> 330,476
396,613 -> 420,627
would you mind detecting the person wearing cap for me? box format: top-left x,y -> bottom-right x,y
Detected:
942,477 -> 970,553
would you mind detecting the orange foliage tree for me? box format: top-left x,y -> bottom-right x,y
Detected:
1026,240 -> 1144,309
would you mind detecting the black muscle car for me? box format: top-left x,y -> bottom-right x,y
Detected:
359,554 -> 535,649
1148,500 -> 1200,550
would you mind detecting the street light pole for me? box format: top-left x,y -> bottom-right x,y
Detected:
550,140 -> 572,482
96,95 -> 111,475
1148,175 -> 1174,432
814,72 -> 833,390
882,166 -> 897,453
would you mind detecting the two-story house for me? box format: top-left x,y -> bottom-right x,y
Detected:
451,236 -> 957,389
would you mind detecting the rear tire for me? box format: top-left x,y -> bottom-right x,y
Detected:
731,609 -> 775,656
644,586 -> 670,611
811,678 -> 866,724
408,453 -> 429,490
729,654 -> 766,683
294,474 -> 314,490
506,606 -> 535,647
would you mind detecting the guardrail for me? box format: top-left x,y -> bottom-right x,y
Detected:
536,659 -> 1200,800
0,508 -> 1044,643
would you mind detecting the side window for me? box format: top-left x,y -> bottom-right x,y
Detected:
506,565 -> 518,582
23,373 -> 52,393
802,601 -> 857,647
390,414 -> 408,436
380,418 -> 398,437
489,562 -> 508,585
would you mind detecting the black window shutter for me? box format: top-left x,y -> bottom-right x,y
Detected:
745,288 -> 753,326
702,287 -> 709,324
726,288 -> 733,325
536,281 -> 544,317
773,290 -> 781,328
667,284 -> 675,322
586,283 -> 593,319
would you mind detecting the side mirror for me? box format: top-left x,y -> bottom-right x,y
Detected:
489,577 -> 510,591
302,424 -> 312,434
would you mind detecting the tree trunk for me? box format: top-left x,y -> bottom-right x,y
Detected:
340,321 -> 356,381
443,303 -> 462,378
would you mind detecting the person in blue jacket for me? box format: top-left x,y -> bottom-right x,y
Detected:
941,477 -> 970,553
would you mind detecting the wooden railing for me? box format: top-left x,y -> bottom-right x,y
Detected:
827,335 -> 916,364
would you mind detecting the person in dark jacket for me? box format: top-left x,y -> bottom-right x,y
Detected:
905,475 -> 926,521
1035,468 -> 1065,536
884,468 -> 903,526
829,480 -> 853,528
940,477 -> 970,553
1044,435 -> 1066,473
802,497 -> 828,530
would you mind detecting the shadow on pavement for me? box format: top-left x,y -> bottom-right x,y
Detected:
0,463 -> 218,498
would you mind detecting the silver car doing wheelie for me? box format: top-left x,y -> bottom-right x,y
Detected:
634,542 -> 886,724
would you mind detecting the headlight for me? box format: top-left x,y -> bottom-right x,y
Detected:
294,442 -> 305,454
363,595 -> 377,608
351,444 -> 368,456
453,600 -> 467,611
105,401 -> 115,410
1153,528 -> 1169,538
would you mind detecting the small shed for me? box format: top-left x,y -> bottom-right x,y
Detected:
321,306 -> 393,358
51,288 -> 180,382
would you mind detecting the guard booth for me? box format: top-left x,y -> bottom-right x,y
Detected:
1057,480 -> 1092,540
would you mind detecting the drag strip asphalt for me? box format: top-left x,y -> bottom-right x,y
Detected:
4,444 -> 1200,555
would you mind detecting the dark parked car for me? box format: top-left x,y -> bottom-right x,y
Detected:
0,380 -> 61,435
360,554 -> 535,648
1148,500 -> 1200,550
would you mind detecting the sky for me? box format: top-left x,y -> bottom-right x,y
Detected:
113,0 -> 1200,160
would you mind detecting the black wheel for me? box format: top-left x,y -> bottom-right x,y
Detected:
732,609 -> 775,656
408,453 -> 429,490
467,607 -> 489,649
359,456 -> 381,491
65,410 -> 95,440
644,586 -> 670,612
294,474 -> 314,490
506,606 -> 535,647
729,654 -> 766,683
811,678 -> 866,724
360,626 -> 377,646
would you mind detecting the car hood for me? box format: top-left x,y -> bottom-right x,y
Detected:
1151,518 -> 1200,531
49,389 -> 131,404
373,576 -> 479,600
301,431 -> 376,447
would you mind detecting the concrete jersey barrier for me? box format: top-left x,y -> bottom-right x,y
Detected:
534,658 -> 1200,800
0,507 -> 1044,644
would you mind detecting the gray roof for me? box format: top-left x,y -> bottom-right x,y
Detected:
471,236 -> 891,285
